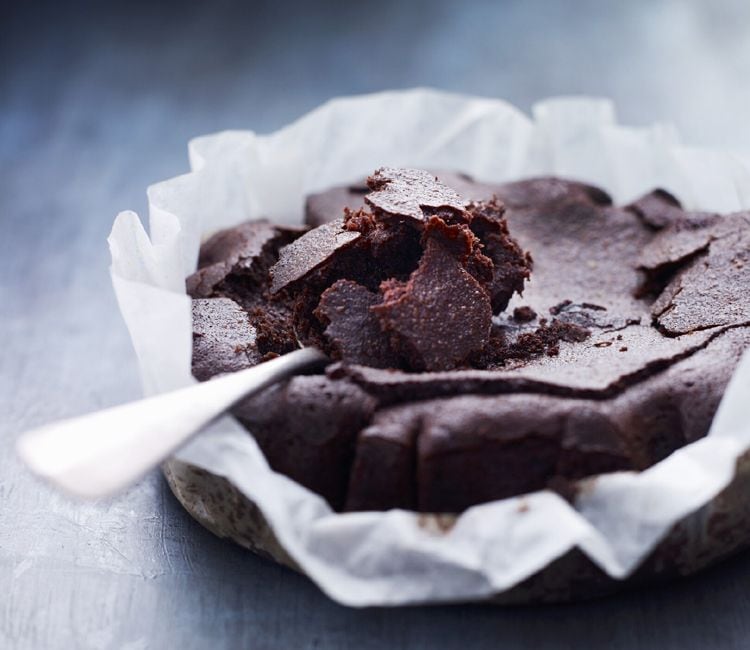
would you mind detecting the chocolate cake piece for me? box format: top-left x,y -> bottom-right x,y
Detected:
364,167 -> 467,223
272,168 -> 532,371
635,215 -> 718,299
280,216 -> 425,351
231,375 -> 376,510
187,220 -> 306,356
305,174 -> 652,324
191,297 -> 261,381
270,220 -> 361,294
314,280 -> 399,368
372,234 -> 492,371
188,220 -> 303,298
649,214 -> 750,335
468,198 -> 534,311
304,171 -> 497,228
190,170 -> 750,514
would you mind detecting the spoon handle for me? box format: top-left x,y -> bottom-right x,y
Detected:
16,347 -> 328,498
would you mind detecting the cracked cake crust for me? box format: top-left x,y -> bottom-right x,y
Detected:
187,171 -> 750,512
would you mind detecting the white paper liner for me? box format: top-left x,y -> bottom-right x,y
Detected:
109,89 -> 750,606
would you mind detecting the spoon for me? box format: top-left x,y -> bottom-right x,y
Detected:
16,347 -> 328,499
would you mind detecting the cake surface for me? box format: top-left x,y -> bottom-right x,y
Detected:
187,169 -> 750,512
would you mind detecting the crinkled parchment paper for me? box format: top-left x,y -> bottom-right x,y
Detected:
108,89 -> 750,606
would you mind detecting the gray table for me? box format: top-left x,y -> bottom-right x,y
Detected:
3,1 -> 750,647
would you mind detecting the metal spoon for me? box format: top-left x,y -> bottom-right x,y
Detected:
16,347 -> 328,499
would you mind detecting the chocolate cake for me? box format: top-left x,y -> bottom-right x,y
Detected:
187,169 -> 750,513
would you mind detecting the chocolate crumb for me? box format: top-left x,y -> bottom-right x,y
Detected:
549,299 -> 572,315
513,306 -> 537,322
485,319 -> 591,365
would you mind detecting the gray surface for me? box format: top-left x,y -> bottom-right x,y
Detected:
3,1 -> 750,648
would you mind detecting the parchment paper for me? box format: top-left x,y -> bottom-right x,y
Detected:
108,89 -> 750,606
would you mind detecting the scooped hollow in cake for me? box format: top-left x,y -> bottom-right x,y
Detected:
187,169 -> 750,513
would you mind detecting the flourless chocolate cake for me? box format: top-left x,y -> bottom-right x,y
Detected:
187,168 -> 750,513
